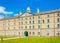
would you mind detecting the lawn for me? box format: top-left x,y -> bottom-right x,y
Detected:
0,35 -> 16,38
0,37 -> 60,43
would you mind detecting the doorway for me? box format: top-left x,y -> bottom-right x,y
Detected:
24,31 -> 28,36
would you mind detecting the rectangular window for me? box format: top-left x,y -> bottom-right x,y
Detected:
57,32 -> 60,35
25,26 -> 27,29
29,26 -> 31,29
21,26 -> 23,29
19,22 -> 20,25
29,21 -> 31,24
32,21 -> 34,24
57,24 -> 60,28
29,17 -> 31,19
25,21 -> 27,24
38,25 -> 40,29
14,27 -> 15,30
22,18 -> 23,20
42,20 -> 44,23
14,20 -> 16,25
32,25 -> 34,29
47,19 -> 50,23
38,20 -> 40,24
21,22 -> 23,24
19,26 -> 20,29
47,15 -> 50,18
57,13 -> 60,16
25,18 -> 27,20
7,21 -> 10,29
47,32 -> 49,36
47,25 -> 50,28
33,16 -> 34,19
57,18 -> 60,22
38,16 -> 40,19
38,32 -> 40,35
32,32 -> 34,35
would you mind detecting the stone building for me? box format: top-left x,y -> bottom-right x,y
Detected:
0,7 -> 60,37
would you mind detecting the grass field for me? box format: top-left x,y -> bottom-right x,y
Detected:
0,36 -> 60,43
0,36 -> 16,38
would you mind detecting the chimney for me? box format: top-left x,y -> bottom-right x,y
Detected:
27,7 -> 30,13
37,8 -> 40,14
20,12 -> 22,16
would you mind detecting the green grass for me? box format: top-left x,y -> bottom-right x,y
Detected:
0,35 -> 16,38
0,37 -> 60,43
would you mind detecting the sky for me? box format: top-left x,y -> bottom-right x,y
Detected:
0,0 -> 60,19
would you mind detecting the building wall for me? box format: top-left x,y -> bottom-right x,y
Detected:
0,11 -> 60,37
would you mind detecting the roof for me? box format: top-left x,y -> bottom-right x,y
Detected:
0,9 -> 60,21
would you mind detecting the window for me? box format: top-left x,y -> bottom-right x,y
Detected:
38,25 -> 40,29
32,21 -> 34,24
38,16 -> 40,19
21,22 -> 23,24
22,18 -> 23,20
47,15 -> 50,18
21,26 -> 23,29
25,18 -> 27,20
57,18 -> 60,22
19,26 -> 20,29
32,25 -> 34,29
19,18 -> 20,21
32,32 -> 34,35
57,24 -> 60,28
25,21 -> 27,24
47,25 -> 50,28
19,22 -> 20,25
47,32 -> 49,36
42,20 -> 44,23
29,32 -> 31,34
57,32 -> 60,35
20,18 -> 23,20
38,32 -> 40,35
29,17 -> 31,19
57,13 -> 60,16
29,26 -> 31,29
18,32 -> 20,36
8,23 -> 10,29
14,27 -> 15,30
14,19 -> 16,25
25,26 -> 27,29
29,21 -> 31,24
32,16 -> 34,19
38,20 -> 40,24
47,19 -> 50,23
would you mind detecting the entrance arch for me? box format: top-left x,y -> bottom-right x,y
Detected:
24,31 -> 28,36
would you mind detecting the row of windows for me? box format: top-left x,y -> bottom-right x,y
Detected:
2,23 -> 60,30
14,19 -> 50,25
7,18 -> 60,25
19,13 -> 60,20
18,32 -> 60,36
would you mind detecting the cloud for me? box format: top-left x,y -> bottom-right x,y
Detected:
14,14 -> 19,16
0,6 -> 13,14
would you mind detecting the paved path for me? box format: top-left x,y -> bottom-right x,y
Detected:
0,37 -> 24,40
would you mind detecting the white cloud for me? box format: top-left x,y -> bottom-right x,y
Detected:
14,14 -> 19,17
0,6 -> 13,14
